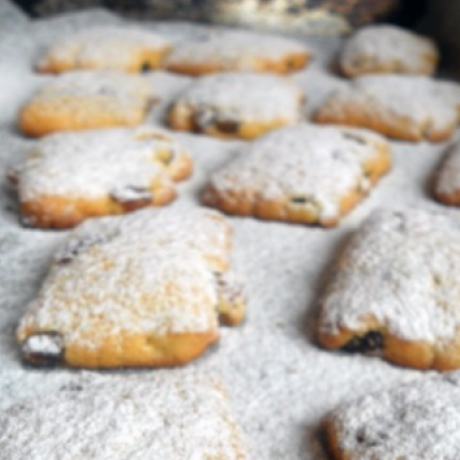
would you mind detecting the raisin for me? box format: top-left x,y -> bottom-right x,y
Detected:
342,331 -> 383,353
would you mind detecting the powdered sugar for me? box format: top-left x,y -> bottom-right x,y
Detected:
328,374 -> 460,459
0,371 -> 249,460
17,126 -> 189,201
319,208 -> 460,343
172,71 -> 303,124
207,124 -> 389,221
38,26 -> 171,71
165,29 -> 309,70
17,206 -> 232,349
340,25 -> 438,76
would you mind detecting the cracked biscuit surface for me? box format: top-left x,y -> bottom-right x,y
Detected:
203,124 -> 390,226
37,26 -> 172,73
323,374 -> 460,460
340,25 -> 438,77
0,372 -> 249,460
14,126 -> 192,229
168,71 -> 304,139
20,71 -> 155,137
318,208 -> 460,370
164,29 -> 310,75
315,75 -> 458,142
16,206 -> 245,368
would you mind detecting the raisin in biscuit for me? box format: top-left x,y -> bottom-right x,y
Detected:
164,30 -> 310,75
0,373 -> 249,459
323,375 -> 460,460
168,72 -> 304,139
17,206 -> 245,368
340,25 -> 438,77
318,208 -> 460,371
37,26 -> 172,74
203,124 -> 390,227
315,75 -> 458,142
14,126 -> 192,229
434,142 -> 460,206
20,71 -> 155,137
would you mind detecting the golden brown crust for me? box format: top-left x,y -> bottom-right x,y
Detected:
322,417 -> 351,460
203,142 -> 391,227
21,182 -> 176,229
164,52 -> 309,76
434,189 -> 460,207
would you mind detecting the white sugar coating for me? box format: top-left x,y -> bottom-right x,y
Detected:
435,142 -> 460,195
319,208 -> 460,343
17,206 -> 232,349
207,124 -> 389,220
323,75 -> 458,134
38,26 -> 171,70
165,29 -> 309,69
340,25 -> 438,76
0,372 -> 249,460
34,70 -> 154,106
173,71 -> 303,124
17,126 -> 189,201
328,374 -> 460,460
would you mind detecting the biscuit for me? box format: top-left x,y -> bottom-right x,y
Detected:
323,375 -> 460,460
16,206 -> 245,368
203,124 -> 391,227
14,126 -> 192,229
168,72 -> 304,139
19,71 -> 155,137
164,30 -> 310,75
0,373 -> 249,459
317,208 -> 460,371
434,142 -> 460,206
340,25 -> 438,77
315,75 -> 458,142
37,26 -> 172,73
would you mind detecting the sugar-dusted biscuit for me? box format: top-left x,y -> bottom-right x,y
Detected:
37,26 -> 172,74
315,75 -> 458,142
14,126 -> 192,229
434,142 -> 460,206
0,373 -> 249,459
203,124 -> 390,226
323,375 -> 460,460
19,71 -> 155,137
168,72 -> 304,139
164,30 -> 310,75
340,25 -> 438,77
318,208 -> 460,371
17,206 -> 245,368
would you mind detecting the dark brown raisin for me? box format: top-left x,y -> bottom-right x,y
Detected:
342,331 -> 383,353
217,120 -> 240,134
21,332 -> 64,367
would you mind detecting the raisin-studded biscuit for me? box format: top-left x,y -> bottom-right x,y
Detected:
164,30 -> 310,75
203,124 -> 390,226
37,26 -> 172,73
315,75 -> 458,142
434,142 -> 460,206
20,71 -> 155,137
340,25 -> 438,77
0,373 -> 249,459
14,126 -> 192,229
323,375 -> 460,460
17,206 -> 245,368
168,72 -> 304,139
318,208 -> 460,371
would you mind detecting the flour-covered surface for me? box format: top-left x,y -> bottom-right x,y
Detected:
0,3 -> 458,459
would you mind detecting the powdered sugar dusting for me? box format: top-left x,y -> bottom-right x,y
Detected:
328,374 -> 460,459
38,26 -> 171,71
173,71 -> 303,124
341,25 -> 438,76
17,126 -> 189,201
165,29 -> 309,70
319,208 -> 460,342
0,371 -> 249,460
207,124 -> 389,221
17,206 -> 232,349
